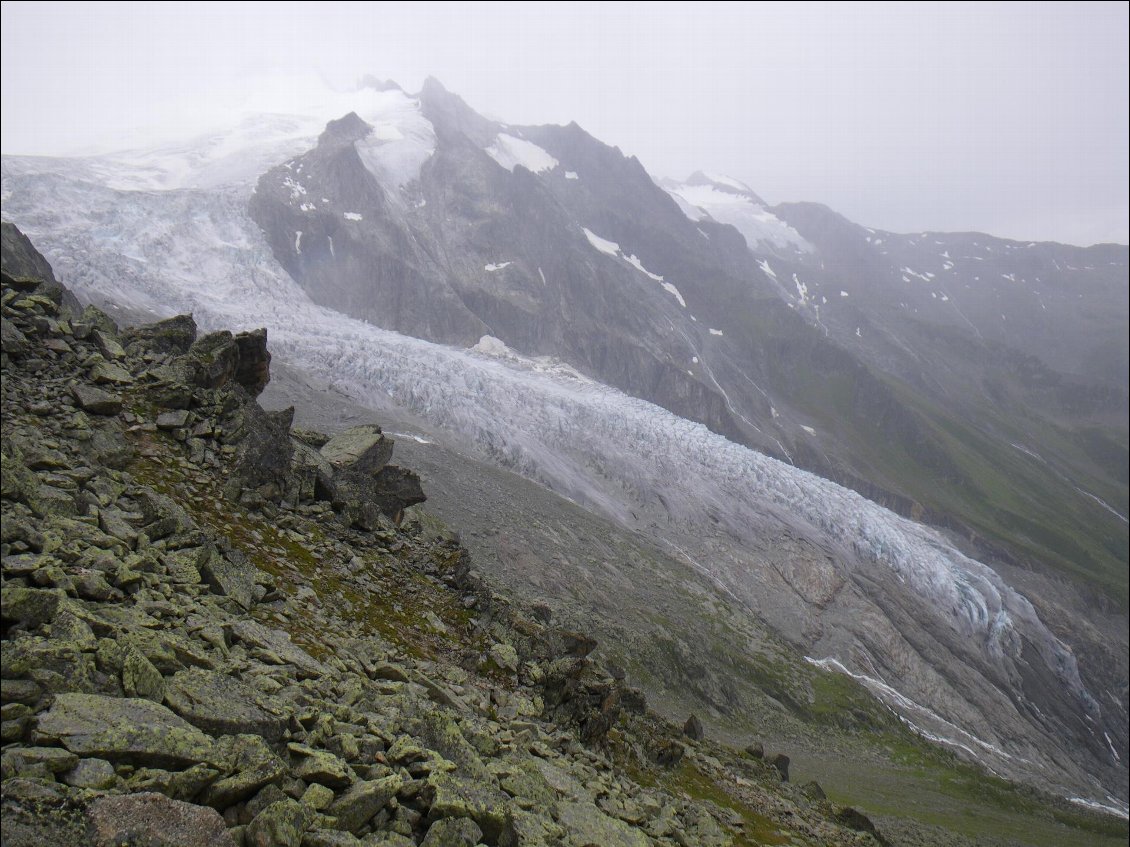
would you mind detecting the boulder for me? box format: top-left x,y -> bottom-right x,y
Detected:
199,735 -> 288,809
290,746 -> 354,789
34,693 -> 217,769
1,585 -> 61,628
682,714 -> 704,741
164,668 -> 286,741
328,774 -> 404,833
70,384 -> 122,416
1,316 -> 28,354
320,424 -> 394,472
232,328 -> 271,397
86,792 -> 236,847
421,817 -> 483,847
123,314 -> 198,356
224,619 -> 325,679
769,752 -> 790,782
246,798 -> 311,847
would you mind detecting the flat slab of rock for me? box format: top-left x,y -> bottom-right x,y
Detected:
35,693 -> 217,769
87,792 -> 236,847
225,619 -> 324,678
320,424 -> 393,471
70,384 -> 121,416
165,668 -> 286,741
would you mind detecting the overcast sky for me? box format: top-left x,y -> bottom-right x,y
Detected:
2,1 -> 1127,245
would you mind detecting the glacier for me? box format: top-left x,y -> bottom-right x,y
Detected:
2,139 -> 1121,811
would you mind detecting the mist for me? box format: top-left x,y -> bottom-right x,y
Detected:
2,1 -> 1127,246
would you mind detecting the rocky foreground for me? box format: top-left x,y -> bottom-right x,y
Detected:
0,225 -> 892,846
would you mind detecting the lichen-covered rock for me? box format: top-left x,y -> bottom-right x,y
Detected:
199,734 -> 288,809
246,797 -> 312,847
123,313 -> 198,356
34,693 -> 218,769
121,648 -> 165,702
290,745 -> 354,789
225,619 -> 325,678
61,756 -> 117,789
422,772 -> 510,843
319,424 -> 393,470
328,774 -> 404,834
1,585 -> 61,627
420,816 -> 483,847
165,668 -> 286,741
86,792 -> 236,847
69,383 -> 122,416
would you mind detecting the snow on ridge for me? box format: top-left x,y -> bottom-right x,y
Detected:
583,227 -> 685,307
485,133 -> 559,174
583,228 -> 620,256
702,171 -> 753,192
353,88 -> 437,193
665,181 -> 811,253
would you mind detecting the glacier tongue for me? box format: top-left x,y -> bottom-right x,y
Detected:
0,155 -> 1109,802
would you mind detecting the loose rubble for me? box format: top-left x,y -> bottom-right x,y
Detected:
1,224 -> 885,846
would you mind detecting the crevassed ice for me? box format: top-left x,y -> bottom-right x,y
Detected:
2,165 -> 1104,805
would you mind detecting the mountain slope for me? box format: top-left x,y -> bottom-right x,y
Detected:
1,77 -> 1127,821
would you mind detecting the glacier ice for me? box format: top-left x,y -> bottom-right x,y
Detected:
0,146 -> 1111,803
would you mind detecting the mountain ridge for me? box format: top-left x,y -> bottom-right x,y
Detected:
1,77 -> 1126,826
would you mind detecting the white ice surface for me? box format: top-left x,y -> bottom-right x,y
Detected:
666,181 -> 811,253
485,133 -> 559,174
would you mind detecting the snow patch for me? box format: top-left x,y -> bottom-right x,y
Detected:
660,282 -> 687,308
484,262 -> 512,272
485,133 -> 559,174
343,212 -> 363,221
709,328 -> 724,336
582,228 -> 620,256
564,171 -> 579,180
583,228 -> 685,307
665,182 -> 811,253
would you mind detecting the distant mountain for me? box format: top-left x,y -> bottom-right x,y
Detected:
2,76 -> 1126,819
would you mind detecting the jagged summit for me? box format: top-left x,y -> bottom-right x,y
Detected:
318,112 -> 374,146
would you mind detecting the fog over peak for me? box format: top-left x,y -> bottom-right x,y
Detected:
2,1 -> 1127,246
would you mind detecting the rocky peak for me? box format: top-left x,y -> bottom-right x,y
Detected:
317,111 -> 374,149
